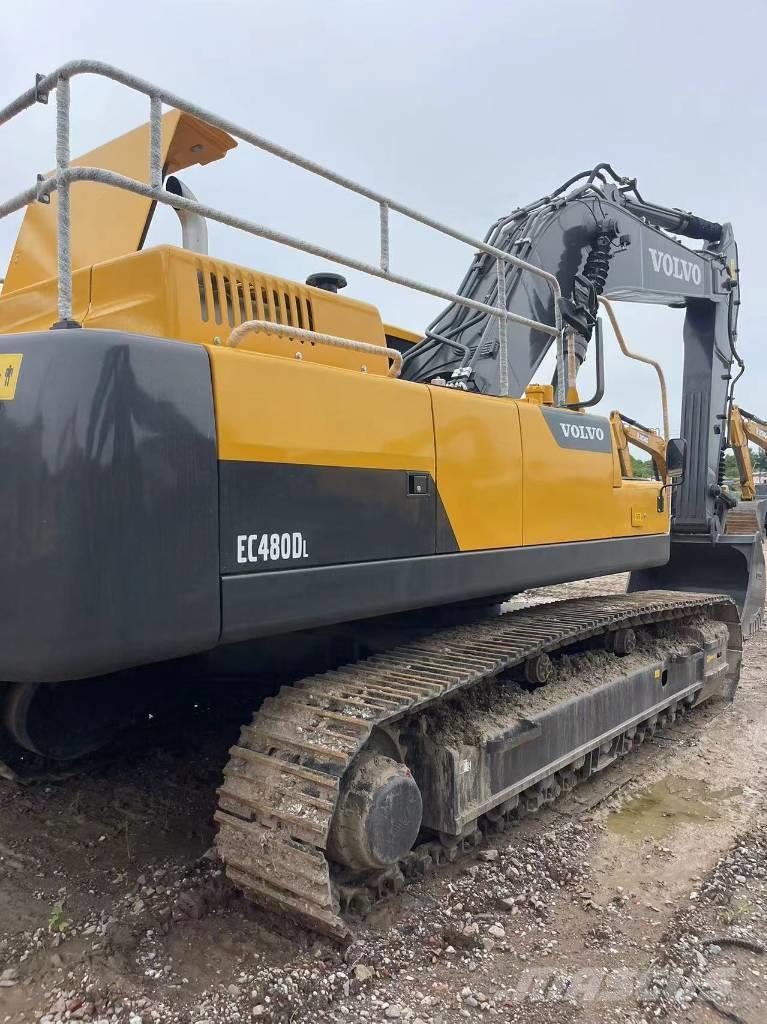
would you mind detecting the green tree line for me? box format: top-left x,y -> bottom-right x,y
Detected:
632,447 -> 767,481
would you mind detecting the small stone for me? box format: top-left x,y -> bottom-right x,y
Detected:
354,965 -> 374,982
478,850 -> 499,862
488,924 -> 506,939
174,891 -> 205,920
227,983 -> 241,997
385,1006 -> 402,1019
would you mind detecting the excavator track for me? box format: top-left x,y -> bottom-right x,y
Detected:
215,591 -> 740,939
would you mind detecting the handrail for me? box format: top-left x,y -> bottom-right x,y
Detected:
599,296 -> 670,441
0,60 -> 564,388
227,319 -> 403,377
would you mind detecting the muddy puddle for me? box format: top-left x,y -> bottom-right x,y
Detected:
607,776 -> 742,840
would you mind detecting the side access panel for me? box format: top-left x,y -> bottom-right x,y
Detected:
211,348 -> 438,642
428,386 -> 523,553
519,404 -> 668,545
0,329 -> 220,681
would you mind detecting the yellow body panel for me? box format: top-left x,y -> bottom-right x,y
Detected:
426,388 -> 667,551
429,387 -> 523,550
3,111 -> 236,295
209,345 -> 434,473
0,245 -> 392,375
210,345 -> 667,551
517,402 -> 667,544
0,265 -> 91,334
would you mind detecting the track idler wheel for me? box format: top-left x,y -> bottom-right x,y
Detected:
327,753 -> 423,871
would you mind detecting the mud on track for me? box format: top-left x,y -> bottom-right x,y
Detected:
1,571 -> 766,1024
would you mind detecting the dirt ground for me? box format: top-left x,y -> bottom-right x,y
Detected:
1,574 -> 766,1024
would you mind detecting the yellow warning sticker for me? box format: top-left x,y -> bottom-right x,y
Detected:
0,354 -> 22,400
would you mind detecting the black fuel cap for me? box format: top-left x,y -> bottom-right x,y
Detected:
306,272 -> 348,293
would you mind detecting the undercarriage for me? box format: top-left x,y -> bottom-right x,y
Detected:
215,591 -> 740,938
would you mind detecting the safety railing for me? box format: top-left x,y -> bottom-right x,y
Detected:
0,60 -> 565,397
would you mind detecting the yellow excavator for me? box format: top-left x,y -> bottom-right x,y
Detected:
0,64 -> 762,937
726,404 -> 767,535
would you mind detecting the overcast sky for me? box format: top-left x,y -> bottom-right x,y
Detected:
1,0 -> 765,435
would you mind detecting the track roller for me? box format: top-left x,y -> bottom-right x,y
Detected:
524,653 -> 552,685
605,627 -> 637,655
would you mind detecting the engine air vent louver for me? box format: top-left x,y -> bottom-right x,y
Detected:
196,264 -> 315,339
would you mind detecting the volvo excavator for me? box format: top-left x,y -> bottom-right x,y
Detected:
0,64 -> 763,938
726,405 -> 767,535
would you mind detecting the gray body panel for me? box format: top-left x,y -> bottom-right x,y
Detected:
629,533 -> 766,638
0,330 -> 220,682
220,533 -> 669,644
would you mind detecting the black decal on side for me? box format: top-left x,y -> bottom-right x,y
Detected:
540,408 -> 612,453
219,462 -> 443,573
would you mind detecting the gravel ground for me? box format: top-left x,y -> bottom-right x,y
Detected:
1,572 -> 765,1024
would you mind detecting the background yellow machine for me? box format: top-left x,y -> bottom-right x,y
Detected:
0,63 -> 760,937
726,405 -> 767,535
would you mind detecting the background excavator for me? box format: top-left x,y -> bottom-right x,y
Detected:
0,63 -> 763,938
726,404 -> 767,535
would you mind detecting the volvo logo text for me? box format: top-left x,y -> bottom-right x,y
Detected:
560,423 -> 605,441
648,247 -> 702,286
